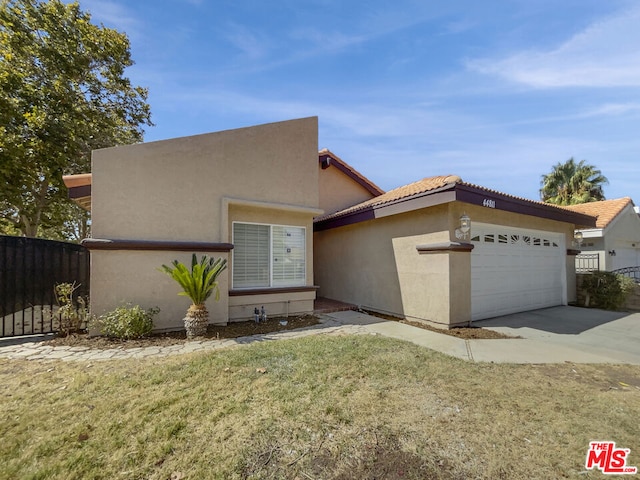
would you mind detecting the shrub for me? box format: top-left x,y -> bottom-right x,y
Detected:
92,304 -> 159,339
581,271 -> 635,310
55,282 -> 89,336
159,254 -> 227,338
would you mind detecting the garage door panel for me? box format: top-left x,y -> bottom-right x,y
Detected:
471,225 -> 565,321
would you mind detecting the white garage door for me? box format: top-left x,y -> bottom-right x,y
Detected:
471,224 -> 566,321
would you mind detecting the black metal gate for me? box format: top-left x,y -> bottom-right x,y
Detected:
0,235 -> 90,337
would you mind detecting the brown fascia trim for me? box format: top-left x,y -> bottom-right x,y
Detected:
68,184 -> 91,200
314,187 -> 456,231
314,207 -> 377,231
319,153 -> 384,197
229,285 -> 319,296
454,184 -> 597,227
82,238 -> 234,252
416,241 -> 474,254
314,182 -> 597,232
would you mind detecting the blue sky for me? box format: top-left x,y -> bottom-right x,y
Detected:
82,0 -> 639,201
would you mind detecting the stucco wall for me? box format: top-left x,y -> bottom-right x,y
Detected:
90,250 -> 229,331
92,117 -> 319,241
314,205 -> 459,326
318,163 -> 378,216
314,200 -> 578,327
89,118 -> 320,329
229,290 -> 315,321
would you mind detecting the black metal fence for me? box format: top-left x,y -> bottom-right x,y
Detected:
0,235 -> 90,337
612,266 -> 640,283
576,253 -> 600,273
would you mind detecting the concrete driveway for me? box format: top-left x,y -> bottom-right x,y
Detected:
474,306 -> 640,364
324,307 -> 640,364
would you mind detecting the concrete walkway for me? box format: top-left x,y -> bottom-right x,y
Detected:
0,307 -> 638,364
0,316 -> 370,362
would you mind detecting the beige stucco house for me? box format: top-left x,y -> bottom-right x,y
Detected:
313,175 -> 595,327
565,198 -> 640,273
65,116 -> 597,330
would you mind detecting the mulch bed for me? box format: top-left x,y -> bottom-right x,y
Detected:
44,309 -> 518,350
45,314 -> 320,349
363,310 -> 518,340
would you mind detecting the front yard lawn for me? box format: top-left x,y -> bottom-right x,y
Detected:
1,335 -> 639,479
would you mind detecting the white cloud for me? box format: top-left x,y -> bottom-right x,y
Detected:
467,6 -> 640,88
223,23 -> 270,60
581,102 -> 640,117
81,0 -> 142,37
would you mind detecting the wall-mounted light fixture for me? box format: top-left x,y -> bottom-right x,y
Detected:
608,250 -> 616,256
573,231 -> 583,248
455,213 -> 471,240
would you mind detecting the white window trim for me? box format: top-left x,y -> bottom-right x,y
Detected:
232,221 -> 307,289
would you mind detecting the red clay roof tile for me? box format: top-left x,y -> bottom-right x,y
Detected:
561,197 -> 634,229
314,175 -> 462,221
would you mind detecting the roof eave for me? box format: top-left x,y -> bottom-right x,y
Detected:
314,184 -> 457,231
63,175 -> 92,212
315,182 -> 598,231
319,150 -> 384,197
454,184 -> 597,227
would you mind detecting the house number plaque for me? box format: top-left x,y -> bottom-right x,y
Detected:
482,199 -> 496,208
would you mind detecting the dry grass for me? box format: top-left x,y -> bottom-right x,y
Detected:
1,335 -> 639,479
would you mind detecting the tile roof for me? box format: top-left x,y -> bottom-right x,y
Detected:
319,148 -> 385,196
314,174 -> 597,226
314,174 -> 462,222
561,197 -> 634,229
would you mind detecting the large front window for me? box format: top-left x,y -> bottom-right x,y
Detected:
232,222 -> 306,288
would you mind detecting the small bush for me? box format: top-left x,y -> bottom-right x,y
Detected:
55,282 -> 89,336
581,271 -> 635,310
92,304 -> 159,339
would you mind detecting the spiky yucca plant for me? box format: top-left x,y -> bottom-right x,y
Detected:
160,254 -> 227,338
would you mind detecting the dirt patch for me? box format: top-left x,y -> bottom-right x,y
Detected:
534,363 -> 640,391
242,428 -> 446,480
363,310 -> 519,339
44,314 -> 320,349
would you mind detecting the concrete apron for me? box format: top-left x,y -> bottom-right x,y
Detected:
326,307 -> 640,365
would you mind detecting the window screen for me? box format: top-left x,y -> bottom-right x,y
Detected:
233,223 -> 305,288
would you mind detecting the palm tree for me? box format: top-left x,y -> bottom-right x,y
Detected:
540,158 -> 608,205
160,254 -> 227,338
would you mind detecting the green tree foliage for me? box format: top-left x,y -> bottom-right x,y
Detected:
540,158 -> 608,205
0,0 -> 152,238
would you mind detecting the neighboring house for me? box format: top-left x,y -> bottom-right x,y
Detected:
314,175 -> 595,327
564,198 -> 640,272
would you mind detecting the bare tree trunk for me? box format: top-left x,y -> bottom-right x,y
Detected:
20,180 -> 49,237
